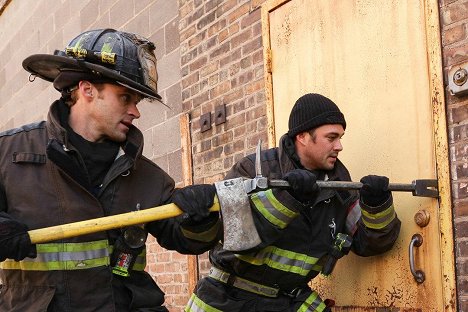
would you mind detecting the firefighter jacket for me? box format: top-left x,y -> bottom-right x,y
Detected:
186,134 -> 401,312
0,100 -> 221,312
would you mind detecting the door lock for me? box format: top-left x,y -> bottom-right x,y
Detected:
448,62 -> 468,96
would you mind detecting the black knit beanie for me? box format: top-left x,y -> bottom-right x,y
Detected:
287,93 -> 346,138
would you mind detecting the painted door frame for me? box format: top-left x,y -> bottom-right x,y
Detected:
261,0 -> 457,310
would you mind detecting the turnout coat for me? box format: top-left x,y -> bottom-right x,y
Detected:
186,135 -> 401,312
0,100 -> 220,312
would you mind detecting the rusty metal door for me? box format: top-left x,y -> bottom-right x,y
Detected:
262,0 -> 456,310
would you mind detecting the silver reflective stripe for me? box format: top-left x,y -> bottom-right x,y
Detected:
209,266 -> 279,297
345,200 -> 361,235
27,248 -> 109,262
251,190 -> 298,229
235,246 -> 320,276
0,240 -> 111,271
361,204 -> 396,229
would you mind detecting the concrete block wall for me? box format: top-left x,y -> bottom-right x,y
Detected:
440,0 -> 468,310
0,0 -> 188,311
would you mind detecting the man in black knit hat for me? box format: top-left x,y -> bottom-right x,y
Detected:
186,93 -> 401,312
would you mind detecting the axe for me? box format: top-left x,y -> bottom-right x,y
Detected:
27,178 -> 263,252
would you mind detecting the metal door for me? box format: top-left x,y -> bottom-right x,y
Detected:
261,0 -> 456,310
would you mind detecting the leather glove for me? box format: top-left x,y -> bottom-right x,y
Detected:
172,184 -> 216,223
283,169 -> 320,203
359,175 -> 391,206
0,212 -> 36,262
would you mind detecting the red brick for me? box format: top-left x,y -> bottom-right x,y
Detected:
242,36 -> 263,55
456,220 -> 468,237
216,0 -> 237,17
200,61 -> 219,78
245,79 -> 264,95
444,43 -> 468,67
209,41 -> 231,59
241,6 -> 261,29
231,28 -> 252,49
224,139 -> 245,155
442,2 -> 468,25
197,10 -> 216,30
180,26 -> 197,42
443,23 -> 467,45
451,103 -> 468,123
251,0 -> 266,10
224,114 -> 245,134
193,92 -> 209,107
223,88 -> 245,104
189,30 -> 207,48
203,146 -> 223,162
210,80 -> 231,98
180,1 -> 194,18
212,131 -> 233,146
205,0 -> 223,12
182,72 -> 200,89
182,47 -> 200,66
227,2 -> 250,23
208,19 -> 227,37
455,200 -> 468,218
190,56 -> 208,71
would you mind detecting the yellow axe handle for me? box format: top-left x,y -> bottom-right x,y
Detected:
28,197 -> 220,244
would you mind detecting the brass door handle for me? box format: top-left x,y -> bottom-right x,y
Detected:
409,234 -> 425,284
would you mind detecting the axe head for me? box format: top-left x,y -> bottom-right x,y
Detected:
215,177 -> 262,251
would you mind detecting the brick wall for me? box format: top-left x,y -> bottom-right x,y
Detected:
440,0 -> 468,310
178,0 -> 268,283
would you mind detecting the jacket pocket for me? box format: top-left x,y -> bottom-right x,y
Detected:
0,285 -> 55,312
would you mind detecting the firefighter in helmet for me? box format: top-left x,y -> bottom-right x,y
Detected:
0,29 -> 220,311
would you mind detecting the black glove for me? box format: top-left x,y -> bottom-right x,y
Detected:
359,175 -> 391,206
0,212 -> 36,262
172,184 -> 216,223
283,169 -> 320,203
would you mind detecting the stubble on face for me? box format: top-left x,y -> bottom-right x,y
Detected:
91,84 -> 142,143
296,124 -> 344,171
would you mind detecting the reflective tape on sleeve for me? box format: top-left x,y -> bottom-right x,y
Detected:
251,190 -> 298,229
361,204 -> 396,230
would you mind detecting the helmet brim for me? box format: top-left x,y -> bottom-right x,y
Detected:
22,54 -> 162,101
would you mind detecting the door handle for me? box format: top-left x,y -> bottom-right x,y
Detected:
409,233 -> 425,284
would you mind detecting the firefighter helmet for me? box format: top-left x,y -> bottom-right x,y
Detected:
22,29 -> 161,100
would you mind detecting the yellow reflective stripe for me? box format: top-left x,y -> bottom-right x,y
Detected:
181,222 -> 220,242
361,204 -> 396,229
0,240 -> 146,272
235,246 -> 320,276
297,291 -> 327,312
0,257 -> 109,271
1,240 -> 112,271
185,293 -> 222,312
251,190 -> 298,229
